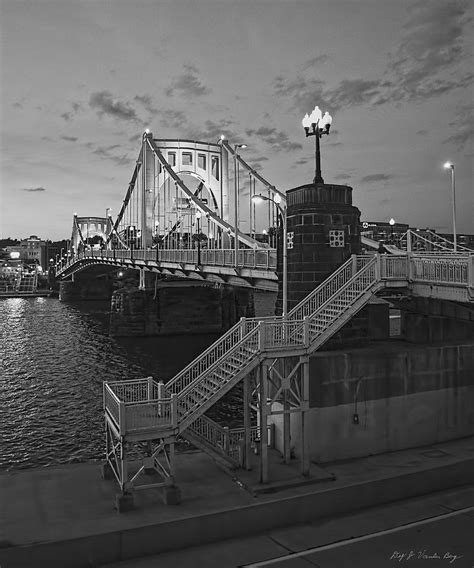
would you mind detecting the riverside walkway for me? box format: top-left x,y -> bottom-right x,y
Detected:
0,435 -> 473,568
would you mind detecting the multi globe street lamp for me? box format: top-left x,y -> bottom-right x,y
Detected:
233,144 -> 247,267
443,161 -> 457,252
252,193 -> 288,316
302,106 -> 333,184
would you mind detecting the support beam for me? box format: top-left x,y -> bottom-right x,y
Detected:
259,362 -> 269,484
301,356 -> 310,476
243,374 -> 252,470
283,359 -> 291,464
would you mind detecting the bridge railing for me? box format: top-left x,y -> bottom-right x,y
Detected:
410,254 -> 470,286
62,248 -> 277,272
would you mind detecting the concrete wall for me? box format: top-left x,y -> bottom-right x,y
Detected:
270,341 -> 474,463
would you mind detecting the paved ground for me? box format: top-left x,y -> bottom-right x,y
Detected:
103,488 -> 474,568
0,436 -> 473,568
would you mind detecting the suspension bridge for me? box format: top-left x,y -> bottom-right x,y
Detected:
53,131 -> 473,508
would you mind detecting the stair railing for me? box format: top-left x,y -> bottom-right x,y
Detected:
288,256 -> 356,321
166,321 -> 248,395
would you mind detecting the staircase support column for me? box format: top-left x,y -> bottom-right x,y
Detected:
300,356 -> 310,476
259,362 -> 269,484
283,359 -> 291,464
243,374 -> 252,470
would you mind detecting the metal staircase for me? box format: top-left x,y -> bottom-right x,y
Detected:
104,255 -> 386,486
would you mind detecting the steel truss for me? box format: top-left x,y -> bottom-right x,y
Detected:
245,355 -> 311,482
104,419 -> 177,496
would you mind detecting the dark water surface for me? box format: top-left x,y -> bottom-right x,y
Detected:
0,296 -> 256,471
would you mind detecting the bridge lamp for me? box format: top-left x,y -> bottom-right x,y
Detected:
252,193 -> 288,317
302,106 -> 332,184
443,161 -> 457,252
195,210 -> 202,266
233,143 -> 248,268
389,218 -> 395,241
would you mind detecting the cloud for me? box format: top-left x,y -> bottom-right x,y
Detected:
188,119 -> 241,143
158,109 -> 188,129
416,129 -> 428,136
327,79 -> 383,109
273,75 -> 330,113
22,187 -> 46,192
334,173 -> 351,181
360,174 -> 393,183
12,102 -> 23,109
165,64 -> 211,97
274,1 -> 472,113
134,94 -> 158,115
444,104 -> 474,150
302,55 -> 330,70
245,125 -> 303,152
89,91 -> 138,121
384,0 -> 472,102
61,136 -> 78,142
90,144 -> 133,166
294,158 -> 311,166
61,102 -> 83,122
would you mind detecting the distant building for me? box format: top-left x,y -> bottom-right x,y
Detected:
20,235 -> 44,265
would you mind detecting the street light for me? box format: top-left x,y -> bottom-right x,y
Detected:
195,210 -> 202,266
443,162 -> 457,252
234,143 -> 247,267
252,193 -> 288,317
302,106 -> 332,184
389,218 -> 395,242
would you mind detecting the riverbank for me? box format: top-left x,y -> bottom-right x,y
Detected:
0,435 -> 473,568
0,290 -> 56,298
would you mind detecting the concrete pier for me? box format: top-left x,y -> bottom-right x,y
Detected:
109,281 -> 255,337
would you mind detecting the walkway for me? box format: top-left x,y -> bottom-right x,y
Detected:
0,436 -> 473,567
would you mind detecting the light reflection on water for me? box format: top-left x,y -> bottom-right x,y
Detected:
0,296 -> 237,471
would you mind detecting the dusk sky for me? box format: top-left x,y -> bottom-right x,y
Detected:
1,0 -> 473,241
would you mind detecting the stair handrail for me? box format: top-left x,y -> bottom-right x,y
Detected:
168,256 -> 378,401
176,259 -> 381,430
166,318 -> 251,395
176,325 -> 261,401
307,256 -> 379,322
288,256 -> 356,321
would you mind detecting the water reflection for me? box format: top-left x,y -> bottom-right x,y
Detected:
0,297 -> 220,470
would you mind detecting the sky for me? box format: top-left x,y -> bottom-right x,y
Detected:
1,0 -> 473,241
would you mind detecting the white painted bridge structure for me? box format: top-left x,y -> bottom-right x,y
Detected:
54,131 -> 473,500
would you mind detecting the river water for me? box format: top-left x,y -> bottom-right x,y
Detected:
0,294 -> 274,471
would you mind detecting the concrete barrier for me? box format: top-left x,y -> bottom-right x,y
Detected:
1,457 -> 472,568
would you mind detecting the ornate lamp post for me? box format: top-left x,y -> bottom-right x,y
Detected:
252,193 -> 287,316
302,106 -> 332,184
233,143 -> 247,267
443,162 -> 457,252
